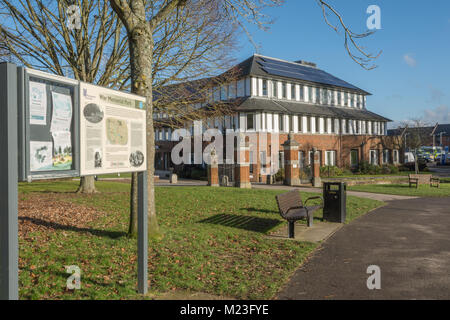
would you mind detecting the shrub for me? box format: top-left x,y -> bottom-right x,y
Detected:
274,168 -> 284,182
389,165 -> 400,174
190,167 -> 206,180
320,165 -> 344,177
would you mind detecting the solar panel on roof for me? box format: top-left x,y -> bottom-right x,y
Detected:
255,57 -> 361,91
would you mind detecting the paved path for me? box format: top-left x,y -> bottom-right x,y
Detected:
252,184 -> 417,202
277,197 -> 450,300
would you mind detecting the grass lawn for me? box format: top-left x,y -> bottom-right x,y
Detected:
18,180 -> 382,300
348,181 -> 450,197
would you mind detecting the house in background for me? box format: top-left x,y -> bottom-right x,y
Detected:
154,54 -> 399,183
388,124 -> 450,150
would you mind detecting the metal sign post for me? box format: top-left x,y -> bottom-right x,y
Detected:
0,63 -> 19,300
137,171 -> 148,294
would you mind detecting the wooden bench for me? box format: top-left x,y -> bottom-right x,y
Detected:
275,190 -> 323,238
408,174 -> 440,189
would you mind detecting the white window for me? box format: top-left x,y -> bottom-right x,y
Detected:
382,150 -> 390,164
325,151 -> 336,166
299,85 -> 304,101
393,150 -> 399,164
246,113 -> 255,130
262,79 -> 268,96
220,85 -> 228,101
272,81 -> 278,98
308,87 -> 313,102
370,150 -> 378,165
282,82 -> 287,99
291,84 -> 296,100
279,114 -> 285,132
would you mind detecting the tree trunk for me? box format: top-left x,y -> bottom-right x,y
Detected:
76,176 -> 97,193
128,172 -> 138,238
128,23 -> 161,239
414,149 -> 419,174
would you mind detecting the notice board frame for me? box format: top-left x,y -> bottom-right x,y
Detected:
17,67 -> 80,182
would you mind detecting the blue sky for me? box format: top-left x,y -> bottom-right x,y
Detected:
236,0 -> 450,128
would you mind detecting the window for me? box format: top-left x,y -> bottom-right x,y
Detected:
262,79 -> 268,96
279,152 -> 284,169
351,149 -> 359,168
220,85 -> 228,101
322,88 -> 328,105
249,151 -> 254,174
299,85 -> 304,101
298,151 -> 305,168
344,92 -> 348,106
315,117 -> 320,133
324,118 -> 328,133
331,118 -> 335,133
370,150 -> 378,165
246,113 -> 254,130
260,151 -> 267,169
357,95 -> 361,108
330,91 -> 335,105
308,87 -> 313,102
350,94 -> 355,107
298,115 -> 303,132
279,114 -> 284,132
325,151 -> 336,166
382,150 -> 390,164
306,116 -> 311,132
315,87 -> 321,104
291,84 -> 296,100
393,150 -> 399,163
272,81 -> 278,98
345,119 -> 350,134
337,92 -> 342,105
282,82 -> 287,99
289,115 -> 294,132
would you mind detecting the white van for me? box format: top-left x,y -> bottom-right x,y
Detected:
404,152 -> 415,163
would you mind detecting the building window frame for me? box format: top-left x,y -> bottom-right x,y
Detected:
246,113 -> 255,131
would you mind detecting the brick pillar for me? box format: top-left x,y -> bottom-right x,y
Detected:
312,147 -> 322,187
283,133 -> 300,186
207,149 -> 219,187
234,133 -> 251,189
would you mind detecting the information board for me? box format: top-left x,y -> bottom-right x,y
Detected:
79,82 -> 147,176
18,68 -> 80,181
16,66 -> 146,181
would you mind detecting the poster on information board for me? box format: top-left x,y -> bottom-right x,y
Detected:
79,82 -> 147,176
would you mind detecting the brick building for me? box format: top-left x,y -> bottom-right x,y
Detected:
388,124 -> 450,150
154,54 -> 399,183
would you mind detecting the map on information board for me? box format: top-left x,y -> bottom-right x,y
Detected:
79,82 -> 146,176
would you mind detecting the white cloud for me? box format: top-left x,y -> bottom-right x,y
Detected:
422,105 -> 450,124
403,54 -> 417,67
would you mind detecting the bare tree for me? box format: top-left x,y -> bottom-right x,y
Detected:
110,0 -> 283,238
0,0 -> 129,193
316,0 -> 381,70
400,119 -> 432,173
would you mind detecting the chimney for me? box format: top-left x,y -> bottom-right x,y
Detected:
294,60 -> 317,68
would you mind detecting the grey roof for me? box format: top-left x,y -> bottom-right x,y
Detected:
230,54 -> 370,95
235,97 -> 391,122
388,124 -> 450,136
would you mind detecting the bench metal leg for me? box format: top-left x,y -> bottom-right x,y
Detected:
307,214 -> 313,227
288,222 -> 295,239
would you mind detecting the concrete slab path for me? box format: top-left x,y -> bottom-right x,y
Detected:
276,197 -> 450,300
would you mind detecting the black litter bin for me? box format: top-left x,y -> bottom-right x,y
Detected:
323,182 -> 346,223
